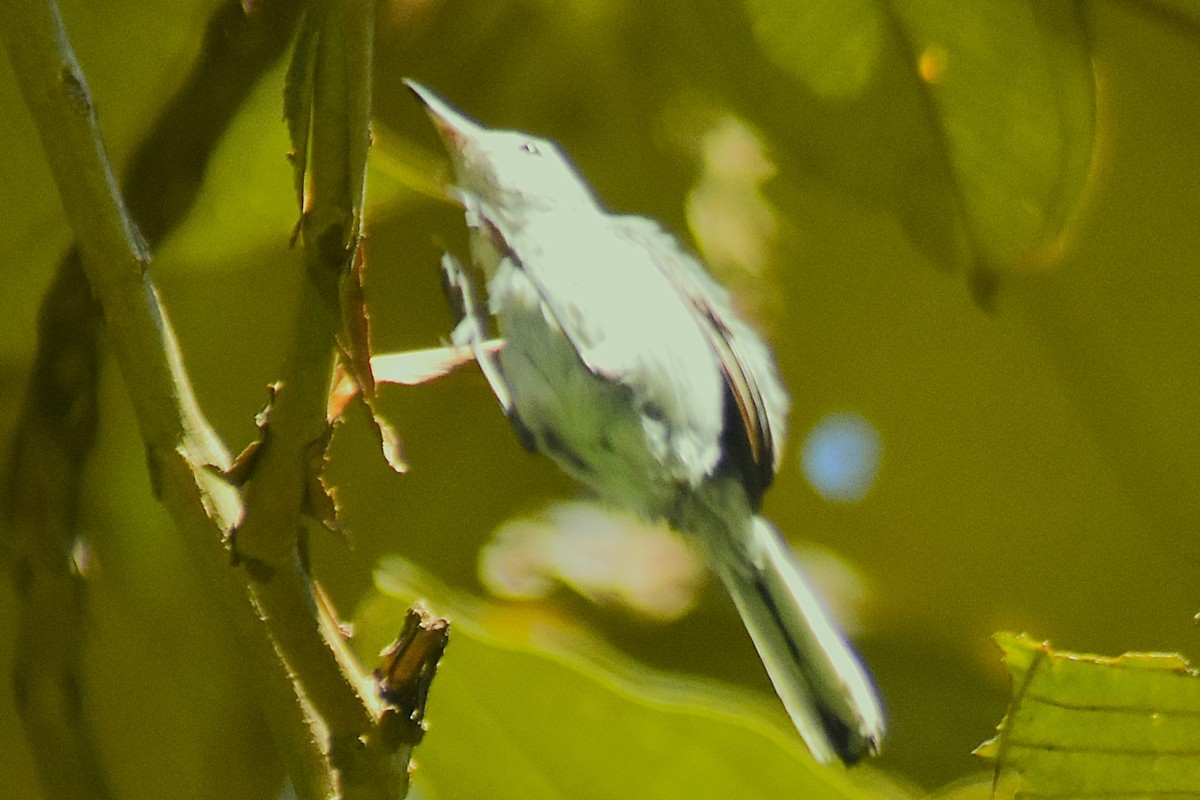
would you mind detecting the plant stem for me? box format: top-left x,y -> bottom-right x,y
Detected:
1,1 -> 330,798
2,252 -> 110,800
234,0 -> 414,796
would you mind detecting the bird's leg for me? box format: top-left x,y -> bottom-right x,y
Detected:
439,252 -> 537,451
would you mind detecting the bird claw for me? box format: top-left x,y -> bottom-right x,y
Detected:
439,252 -> 517,416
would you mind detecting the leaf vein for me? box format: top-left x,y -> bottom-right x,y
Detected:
1005,737 -> 1200,757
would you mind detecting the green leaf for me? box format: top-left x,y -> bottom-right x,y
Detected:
741,0 -> 1097,278
976,632 -> 1200,797
356,557 -> 892,800
283,6 -> 318,211
1143,0 -> 1200,28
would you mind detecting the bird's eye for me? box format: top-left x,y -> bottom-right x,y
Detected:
519,141 -> 541,156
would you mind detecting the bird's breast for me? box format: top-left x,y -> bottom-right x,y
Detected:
484,248 -> 725,518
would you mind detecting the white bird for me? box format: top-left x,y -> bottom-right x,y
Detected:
407,80 -> 885,765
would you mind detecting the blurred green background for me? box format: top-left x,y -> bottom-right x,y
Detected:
2,0 -> 1198,797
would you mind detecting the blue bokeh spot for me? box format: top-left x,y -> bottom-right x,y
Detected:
800,411 -> 882,503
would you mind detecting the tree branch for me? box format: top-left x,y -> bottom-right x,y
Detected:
4,0 -> 429,795
232,0 -> 418,796
1,1 -> 329,798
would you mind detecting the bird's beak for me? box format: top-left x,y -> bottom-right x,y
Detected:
404,79 -> 484,152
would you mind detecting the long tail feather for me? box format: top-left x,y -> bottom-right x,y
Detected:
685,487 -> 885,764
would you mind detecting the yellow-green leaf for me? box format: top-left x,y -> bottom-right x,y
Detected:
740,0 -> 1097,278
356,557 -> 892,800
976,632 -> 1200,797
1143,0 -> 1200,28
282,6 -> 318,210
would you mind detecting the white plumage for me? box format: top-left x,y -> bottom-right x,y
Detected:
408,80 -> 885,765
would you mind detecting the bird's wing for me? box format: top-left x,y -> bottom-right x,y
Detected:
473,204 -> 729,463
609,215 -> 789,501
471,204 -> 788,498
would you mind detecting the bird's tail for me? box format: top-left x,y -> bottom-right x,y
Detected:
683,486 -> 885,764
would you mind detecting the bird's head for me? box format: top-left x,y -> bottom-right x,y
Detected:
406,80 -> 598,217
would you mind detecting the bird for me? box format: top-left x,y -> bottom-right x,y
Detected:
406,79 -> 885,765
